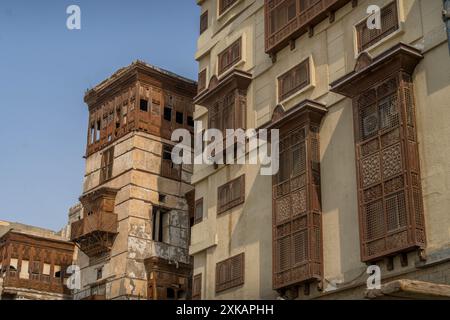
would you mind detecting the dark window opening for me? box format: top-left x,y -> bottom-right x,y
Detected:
176,112 -> 184,124
152,207 -> 169,243
187,116 -> 194,127
200,11 -> 208,34
164,107 -> 172,121
140,99 -> 149,112
166,288 -> 175,300
163,145 -> 172,160
97,267 -> 103,280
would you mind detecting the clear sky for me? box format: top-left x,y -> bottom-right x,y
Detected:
0,0 -> 199,230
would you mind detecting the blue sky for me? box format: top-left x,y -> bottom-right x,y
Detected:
0,1 -> 199,230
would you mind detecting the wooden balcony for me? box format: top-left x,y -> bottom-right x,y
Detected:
265,0 -> 353,55
71,212 -> 118,241
2,271 -> 70,296
70,212 -> 118,257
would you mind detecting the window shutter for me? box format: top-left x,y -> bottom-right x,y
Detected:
278,59 -> 310,101
218,38 -> 242,75
192,274 -> 202,300
200,11 -> 208,34
216,253 -> 244,293
100,147 -> 114,183
219,0 -> 238,15
198,69 -> 207,93
194,198 -> 204,224
356,1 -> 399,52
217,175 -> 245,214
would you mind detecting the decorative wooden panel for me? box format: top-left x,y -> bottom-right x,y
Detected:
356,1 -> 399,52
217,175 -> 245,214
265,0 -> 353,55
216,253 -> 245,293
354,73 -> 426,262
278,58 -> 310,101
218,38 -> 242,75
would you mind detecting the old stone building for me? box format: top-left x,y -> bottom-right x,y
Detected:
190,0 -> 450,299
0,221 -> 75,300
70,61 -> 197,300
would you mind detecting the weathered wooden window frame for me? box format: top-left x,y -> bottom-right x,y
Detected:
192,274 -> 202,300
100,146 -> 114,184
217,175 -> 245,215
215,253 -> 245,293
198,69 -> 207,93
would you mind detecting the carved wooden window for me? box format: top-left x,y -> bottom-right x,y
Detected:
216,253 -> 244,293
192,274 -> 202,300
356,1 -> 399,52
354,74 -> 425,261
198,69 -> 207,93
218,38 -> 242,75
100,146 -> 114,183
195,198 -> 204,225
200,11 -> 208,34
217,175 -> 245,214
219,0 -> 239,15
278,59 -> 310,101
273,123 -> 322,290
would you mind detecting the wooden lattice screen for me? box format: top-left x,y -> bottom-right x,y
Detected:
272,119 -> 323,290
354,73 -> 426,262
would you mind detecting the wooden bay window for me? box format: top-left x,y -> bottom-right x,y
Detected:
330,43 -> 426,262
266,100 -> 326,291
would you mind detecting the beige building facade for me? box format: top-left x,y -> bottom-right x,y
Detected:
191,0 -> 450,300
70,61 -> 197,300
